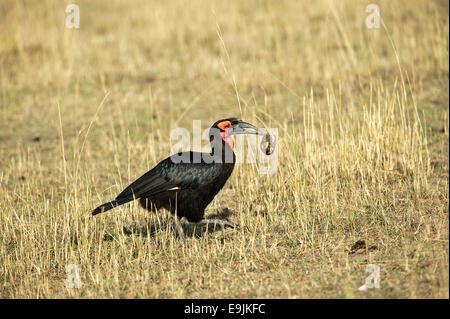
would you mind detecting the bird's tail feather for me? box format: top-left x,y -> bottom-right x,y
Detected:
92,198 -> 132,216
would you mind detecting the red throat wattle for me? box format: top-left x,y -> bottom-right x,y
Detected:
217,120 -> 234,149
220,132 -> 234,149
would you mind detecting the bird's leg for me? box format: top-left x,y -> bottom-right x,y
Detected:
172,214 -> 186,244
198,218 -> 237,236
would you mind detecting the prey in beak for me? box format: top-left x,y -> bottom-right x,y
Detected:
226,119 -> 276,155
213,118 -> 274,154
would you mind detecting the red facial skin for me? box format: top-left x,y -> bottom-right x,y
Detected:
217,121 -> 234,149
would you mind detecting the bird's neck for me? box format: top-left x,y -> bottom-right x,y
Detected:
210,139 -> 236,164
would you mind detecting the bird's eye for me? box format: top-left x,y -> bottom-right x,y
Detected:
218,121 -> 232,131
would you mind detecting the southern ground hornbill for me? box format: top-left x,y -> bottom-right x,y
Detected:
92,118 -> 262,241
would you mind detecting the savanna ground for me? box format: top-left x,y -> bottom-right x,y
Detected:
0,0 -> 448,298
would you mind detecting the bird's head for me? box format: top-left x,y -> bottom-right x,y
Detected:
210,118 -> 260,149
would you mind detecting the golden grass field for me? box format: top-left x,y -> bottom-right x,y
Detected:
0,0 -> 448,298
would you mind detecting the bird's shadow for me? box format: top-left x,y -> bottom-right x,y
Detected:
110,208 -> 236,240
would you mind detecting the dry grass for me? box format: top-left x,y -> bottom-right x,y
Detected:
0,0 -> 448,298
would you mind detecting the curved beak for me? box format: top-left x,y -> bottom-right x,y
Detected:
227,121 -> 262,136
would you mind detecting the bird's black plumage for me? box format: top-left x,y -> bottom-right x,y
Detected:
92,118 -> 259,224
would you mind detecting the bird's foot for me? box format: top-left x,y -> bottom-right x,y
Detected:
198,218 -> 238,237
199,218 -> 237,228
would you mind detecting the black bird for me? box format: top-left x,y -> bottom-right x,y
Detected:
92,118 -> 261,240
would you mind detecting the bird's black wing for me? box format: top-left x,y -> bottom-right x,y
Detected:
115,152 -> 223,201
